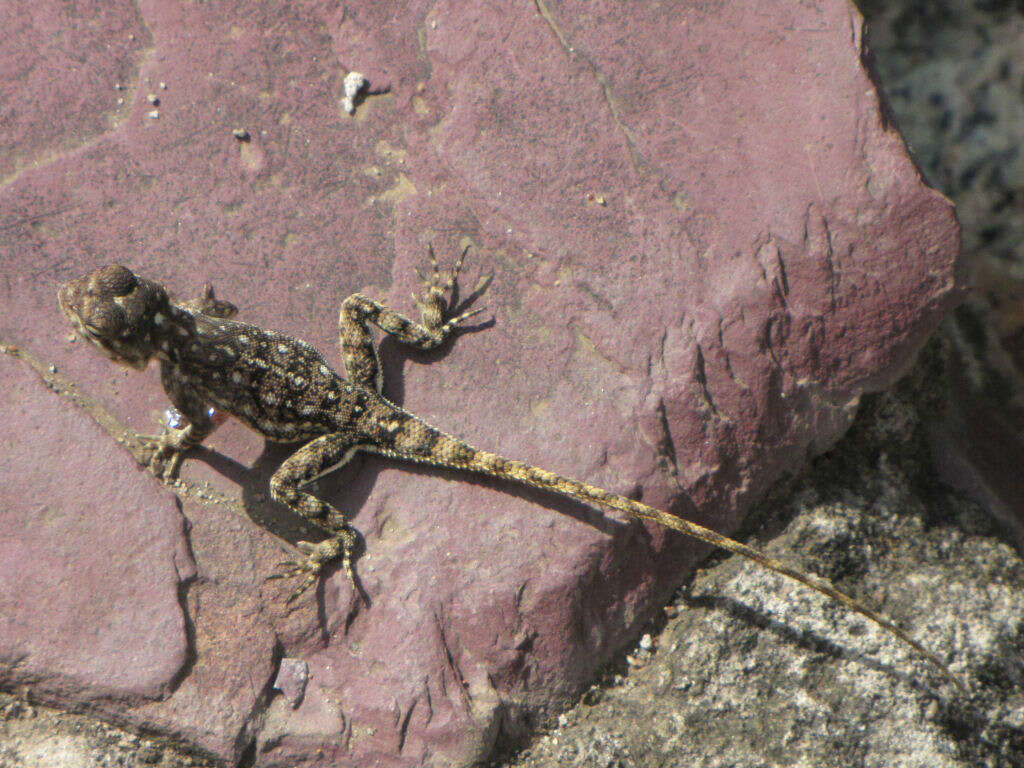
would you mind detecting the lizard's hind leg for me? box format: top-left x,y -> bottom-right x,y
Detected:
337,245 -> 488,391
267,432 -> 365,602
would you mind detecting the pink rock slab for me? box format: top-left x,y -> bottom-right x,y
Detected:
0,0 -> 962,765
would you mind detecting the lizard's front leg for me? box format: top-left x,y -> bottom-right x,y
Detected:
140,360 -> 216,480
144,286 -> 235,477
266,431 -> 364,602
176,283 -> 238,318
337,245 -> 488,391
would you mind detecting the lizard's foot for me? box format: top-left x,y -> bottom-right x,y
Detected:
138,430 -> 188,481
267,530 -> 359,603
416,243 -> 469,298
412,244 -> 491,333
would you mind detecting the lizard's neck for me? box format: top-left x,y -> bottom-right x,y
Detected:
152,304 -> 200,363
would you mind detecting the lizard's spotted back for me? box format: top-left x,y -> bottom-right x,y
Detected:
161,311 -> 349,443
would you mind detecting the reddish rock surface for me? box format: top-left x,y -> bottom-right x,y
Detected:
0,363 -> 193,703
0,1 -> 963,766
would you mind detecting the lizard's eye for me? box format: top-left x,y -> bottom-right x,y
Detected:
84,305 -> 125,337
94,265 -> 137,297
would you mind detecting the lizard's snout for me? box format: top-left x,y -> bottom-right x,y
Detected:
57,277 -> 86,325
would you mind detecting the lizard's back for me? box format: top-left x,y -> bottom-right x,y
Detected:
165,307 -> 352,443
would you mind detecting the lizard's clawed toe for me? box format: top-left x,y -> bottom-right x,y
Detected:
411,244 -> 491,337
138,434 -> 185,481
267,560 -> 302,577
157,450 -> 184,480
265,539 -> 348,603
285,577 -> 318,603
265,564 -> 317,603
448,305 -> 486,328
418,244 -> 471,299
265,559 -> 315,603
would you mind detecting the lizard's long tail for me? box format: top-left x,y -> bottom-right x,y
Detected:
368,416 -> 963,692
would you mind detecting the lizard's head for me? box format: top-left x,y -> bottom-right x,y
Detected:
59,265 -> 171,370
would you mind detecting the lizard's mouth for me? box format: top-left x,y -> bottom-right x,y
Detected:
86,335 -> 150,369
71,323 -> 147,369
80,332 -> 150,370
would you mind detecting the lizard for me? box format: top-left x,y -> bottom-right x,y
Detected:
57,252 -> 962,691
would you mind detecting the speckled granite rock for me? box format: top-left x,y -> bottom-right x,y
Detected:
858,0 -> 1024,546
0,1 -> 962,765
